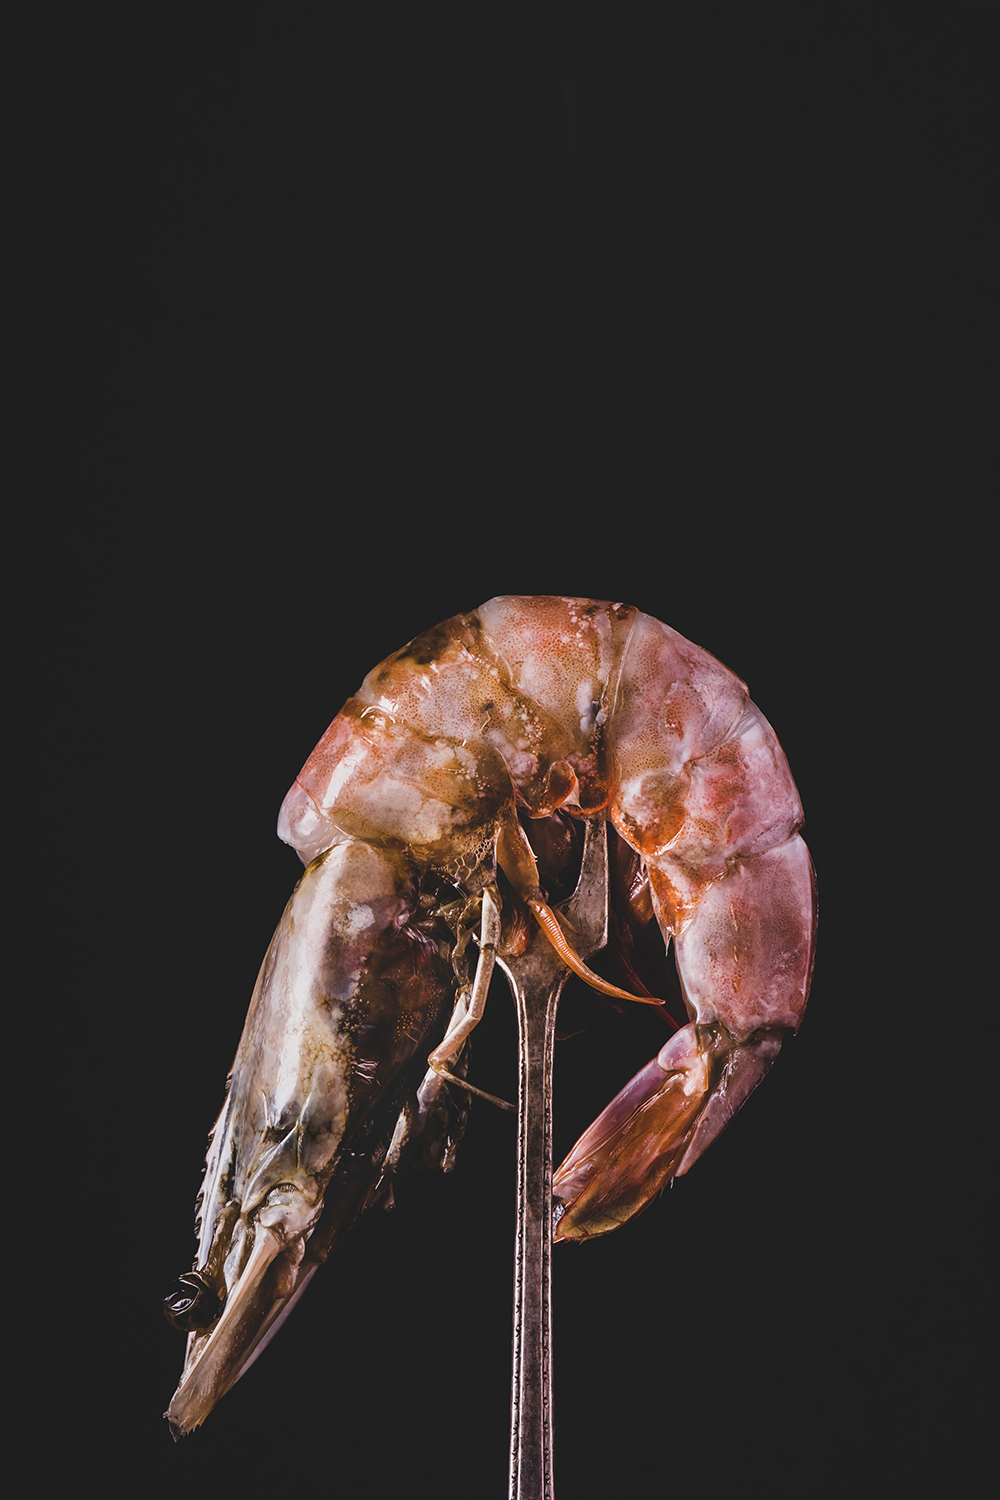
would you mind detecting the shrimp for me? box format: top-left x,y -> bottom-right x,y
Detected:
164,596 -> 815,1436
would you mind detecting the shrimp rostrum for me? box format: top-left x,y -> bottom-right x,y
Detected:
165,596 -> 815,1435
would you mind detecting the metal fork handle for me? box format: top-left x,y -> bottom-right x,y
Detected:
507,964 -> 558,1500
499,816 -> 610,1500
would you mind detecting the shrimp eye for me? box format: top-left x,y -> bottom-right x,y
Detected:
262,1183 -> 297,1208
163,1271 -> 221,1333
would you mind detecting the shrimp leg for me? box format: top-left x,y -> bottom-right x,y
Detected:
426,885 -> 512,1110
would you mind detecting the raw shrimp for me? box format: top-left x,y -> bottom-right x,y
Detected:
164,596 -> 815,1436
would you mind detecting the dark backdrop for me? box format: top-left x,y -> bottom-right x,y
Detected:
49,10 -> 977,1496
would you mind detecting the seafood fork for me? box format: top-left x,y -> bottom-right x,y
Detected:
498,813 -> 610,1500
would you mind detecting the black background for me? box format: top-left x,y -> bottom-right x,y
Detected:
47,9 -> 980,1495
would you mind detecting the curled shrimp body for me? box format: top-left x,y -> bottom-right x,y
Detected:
165,596 -> 815,1435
